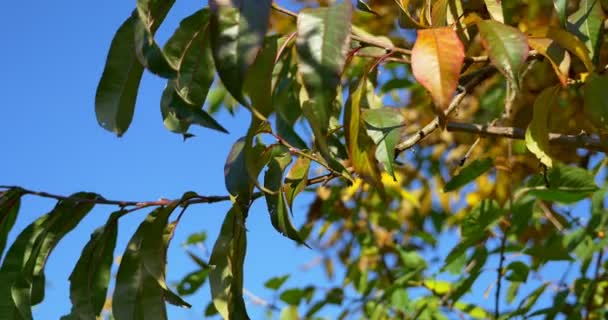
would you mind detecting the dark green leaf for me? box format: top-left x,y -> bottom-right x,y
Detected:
284,156 -> 310,211
264,145 -> 308,245
362,107 -> 407,178
524,235 -> 573,262
177,269 -> 209,296
160,83 -> 228,134
61,211 -> 122,320
134,18 -> 176,78
0,193 -> 98,319
209,204 -> 250,319
210,0 -> 272,106
567,0 -> 603,62
244,35 -> 280,118
583,73 -> 608,132
225,138 -> 253,206
526,165 -> 598,203
95,13 -> 144,137
444,158 -> 494,192
164,9 -> 215,107
356,0 -> 379,15
0,188 -> 23,258
505,261 -> 529,282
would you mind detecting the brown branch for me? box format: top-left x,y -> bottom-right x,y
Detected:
446,122 -> 607,153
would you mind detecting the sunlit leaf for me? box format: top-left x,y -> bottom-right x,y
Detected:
265,274 -> 290,291
244,35 -> 280,118
284,156 -> 310,210
567,0 -> 604,62
362,108 -> 406,178
134,18 -> 176,79
531,26 -> 595,72
583,73 -> 608,132
444,158 -> 494,192
526,86 -> 559,168
484,0 -> 504,22
209,204 -> 250,319
526,165 -> 599,203
553,0 -> 567,26
210,0 -> 272,106
478,20 -> 529,89
527,37 -> 570,86
411,27 -> 464,110
0,188 -> 23,258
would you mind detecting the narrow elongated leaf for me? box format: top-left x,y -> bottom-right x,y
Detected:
210,0 -> 272,106
527,37 -> 570,86
160,83 -> 228,134
95,13 -> 144,137
444,158 -> 494,192
394,0 -> 426,28
484,0 -> 504,22
0,188 -> 23,258
209,204 -> 250,319
526,86 -> 559,168
567,0 -> 604,62
284,156 -> 310,210
134,18 -> 177,78
244,35 -> 280,118
478,20 -> 529,89
553,0 -> 567,26
356,0 -> 378,15
583,73 -> 608,132
113,202 -> 189,320
0,193 -> 98,320
345,76 -> 383,189
225,137 -> 259,209
531,26 -> 595,72
164,9 -> 215,107
264,146 -> 307,245
430,0 -> 449,26
296,0 -> 352,141
362,108 -> 407,178
411,27 -> 465,110
61,211 -> 122,320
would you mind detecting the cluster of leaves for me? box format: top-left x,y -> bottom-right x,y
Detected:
2,0 -> 608,319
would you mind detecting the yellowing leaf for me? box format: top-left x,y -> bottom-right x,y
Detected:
411,27 -> 465,110
484,0 -> 504,23
526,86 -> 560,167
527,37 -> 571,86
478,20 -> 529,89
529,26 -> 594,72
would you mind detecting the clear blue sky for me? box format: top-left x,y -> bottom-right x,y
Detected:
1,1 -> 603,319
0,1 -> 326,319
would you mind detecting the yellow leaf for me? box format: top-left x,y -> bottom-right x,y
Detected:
526,86 -> 560,167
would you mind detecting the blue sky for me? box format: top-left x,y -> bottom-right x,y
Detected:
0,1 -> 326,318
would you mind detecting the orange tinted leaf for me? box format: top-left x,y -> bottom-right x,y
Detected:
530,26 -> 594,72
411,27 -> 465,110
527,37 -> 571,86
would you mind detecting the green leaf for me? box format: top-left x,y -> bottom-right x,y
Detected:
0,193 -> 98,320
484,0 -> 504,23
505,261 -> 529,282
345,76 -> 383,189
135,0 -> 174,33
210,0 -> 272,106
280,305 -> 299,320
95,13 -> 145,137
134,18 -> 177,79
264,145 -> 308,245
567,0 -> 604,62
0,188 -> 23,258
362,107 -> 407,178
284,156 -> 310,211
225,138 -> 254,208
444,158 -> 494,192
264,274 -> 290,291
163,9 -> 215,107
511,283 -> 549,316
526,86 -> 559,168
183,231 -> 207,246
478,20 -> 529,89
61,211 -> 121,320
583,73 -> 608,132
356,0 -> 378,15
524,235 -> 573,262
209,204 -> 250,319
113,202 -> 190,320
244,35 -> 280,118
161,82 -> 228,134
394,0 -> 426,29
177,269 -> 209,296
526,165 -> 599,203
296,0 -> 352,158
553,0 -> 567,26
461,199 -> 502,241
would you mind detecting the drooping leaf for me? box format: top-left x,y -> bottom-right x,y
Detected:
163,9 -> 215,107
225,138 -> 253,207
134,18 -> 177,78
484,0 -> 504,22
444,158 -> 494,192
526,165 -> 599,203
0,193 -> 98,320
583,73 -> 608,132
95,13 -> 145,137
61,211 -> 122,320
284,156 -> 310,211
526,86 -> 559,168
0,188 -> 23,258
160,82 -> 228,134
394,0 -> 426,28
244,35 -> 281,118
567,0 -> 604,62
264,274 -> 290,291
345,76 -> 383,190
362,108 -> 407,178
264,145 -> 308,245
113,202 -> 189,320
478,20 -> 529,89
531,26 -> 595,72
209,204 -> 250,319
527,37 -> 571,86
296,0 -> 352,155
412,27 -> 464,113
209,0 -> 272,106
177,269 -> 209,296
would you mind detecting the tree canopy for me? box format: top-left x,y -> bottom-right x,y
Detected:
1,0 -> 608,319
